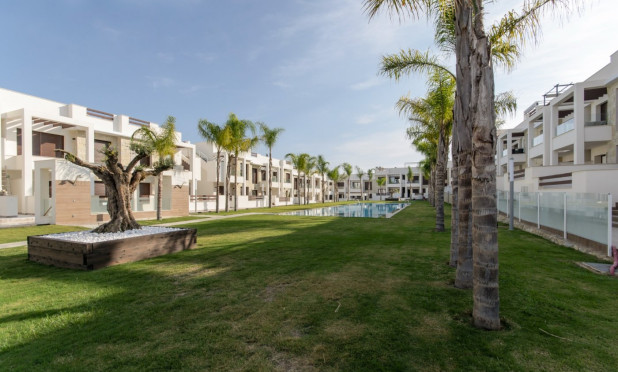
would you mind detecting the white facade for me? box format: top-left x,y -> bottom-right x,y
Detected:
496,50 -> 618,196
0,87 -> 198,224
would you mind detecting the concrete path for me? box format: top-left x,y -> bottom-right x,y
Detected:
0,241 -> 28,249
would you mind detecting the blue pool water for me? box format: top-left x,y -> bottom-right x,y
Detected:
281,202 -> 408,218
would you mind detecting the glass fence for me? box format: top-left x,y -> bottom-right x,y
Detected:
498,190 -> 610,251
556,118 -> 574,136
532,134 -> 544,147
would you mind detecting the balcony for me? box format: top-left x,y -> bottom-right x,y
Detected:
556,118 -> 574,136
532,134 -> 544,147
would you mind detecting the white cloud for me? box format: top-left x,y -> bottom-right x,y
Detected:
350,77 -> 383,91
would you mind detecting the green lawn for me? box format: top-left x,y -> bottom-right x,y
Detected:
0,225 -> 88,244
0,202 -> 616,371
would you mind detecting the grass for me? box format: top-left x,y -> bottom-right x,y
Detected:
0,202 -> 616,371
138,216 -> 208,226
0,225 -> 88,244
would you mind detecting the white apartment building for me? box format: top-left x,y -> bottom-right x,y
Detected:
0,88 -> 199,225
496,50 -> 618,195
337,165 -> 433,201
192,142 -> 331,210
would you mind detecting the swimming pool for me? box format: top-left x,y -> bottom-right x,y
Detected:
280,202 -> 408,218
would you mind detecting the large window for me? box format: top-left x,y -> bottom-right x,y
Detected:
94,140 -> 111,163
32,131 -> 65,158
139,183 -> 151,197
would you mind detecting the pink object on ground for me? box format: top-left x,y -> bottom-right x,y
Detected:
610,246 -> 618,276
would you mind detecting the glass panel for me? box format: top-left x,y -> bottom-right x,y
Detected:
519,192 -> 538,225
532,134 -> 544,146
539,192 -> 564,232
556,118 -> 574,136
566,193 -> 608,245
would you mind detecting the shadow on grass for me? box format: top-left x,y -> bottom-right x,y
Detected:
1,202 -> 616,371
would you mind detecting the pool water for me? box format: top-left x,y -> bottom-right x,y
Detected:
281,202 -> 408,218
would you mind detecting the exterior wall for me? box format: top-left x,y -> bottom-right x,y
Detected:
54,180 -> 189,226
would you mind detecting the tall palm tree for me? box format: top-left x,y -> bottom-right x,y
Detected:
286,153 -> 310,205
132,116 -> 177,221
341,162 -> 353,201
367,168 -> 374,200
327,166 -> 340,202
355,166 -> 365,201
365,0 -> 576,330
315,155 -> 329,203
223,113 -> 257,212
258,122 -> 284,208
305,156 -> 317,204
198,119 -> 230,213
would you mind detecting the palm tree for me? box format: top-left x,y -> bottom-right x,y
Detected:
365,0 -> 576,330
355,166 -> 365,201
406,166 -> 414,199
303,156 -> 317,204
286,153 -> 310,205
367,168 -> 374,200
327,166 -> 340,202
341,162 -> 353,201
198,119 -> 230,213
133,116 -> 178,221
315,155 -> 329,203
258,122 -> 284,208
376,177 -> 386,201
223,113 -> 257,212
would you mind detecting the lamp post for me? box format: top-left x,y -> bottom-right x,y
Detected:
509,157 -> 514,230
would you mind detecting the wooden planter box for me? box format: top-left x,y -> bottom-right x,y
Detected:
28,228 -> 197,270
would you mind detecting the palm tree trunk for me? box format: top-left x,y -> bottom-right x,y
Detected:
215,151 -> 221,213
157,172 -> 163,220
225,155 -> 230,212
321,174 -> 325,204
455,2 -> 474,290
471,2 -> 499,330
434,130 -> 446,231
449,126 -> 459,267
233,152 -> 239,211
268,151 -> 273,208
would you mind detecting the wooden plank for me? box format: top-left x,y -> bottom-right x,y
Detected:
28,245 -> 85,265
29,254 -> 88,270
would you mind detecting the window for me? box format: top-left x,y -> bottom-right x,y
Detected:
94,181 -> 107,198
261,170 -> 266,181
33,131 -> 65,158
364,181 -> 372,190
139,183 -> 151,197
286,173 -> 291,183
17,128 -> 22,155
337,182 -> 345,188
140,156 -> 151,167
94,140 -> 111,163
252,168 -> 258,183
351,181 -> 360,189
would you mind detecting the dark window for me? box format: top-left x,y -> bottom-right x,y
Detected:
33,131 -> 64,158
600,101 -> 608,122
140,156 -> 151,167
139,183 -> 151,197
337,182 -> 345,188
48,181 -> 52,198
365,181 -> 372,190
252,168 -> 258,183
17,128 -> 22,155
218,185 -> 224,195
286,173 -> 291,183
261,170 -> 266,181
94,140 -> 111,163
94,181 -> 107,198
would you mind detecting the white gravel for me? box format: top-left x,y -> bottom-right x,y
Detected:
42,226 -> 185,243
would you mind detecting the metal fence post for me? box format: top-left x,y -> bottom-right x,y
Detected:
563,193 -> 567,240
537,193 -> 541,229
608,193 -> 613,257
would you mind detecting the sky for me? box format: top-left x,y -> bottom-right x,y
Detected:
2,0 -> 617,171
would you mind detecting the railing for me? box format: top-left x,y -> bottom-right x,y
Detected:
272,177 -> 278,182
539,172 -> 572,188
556,118 -> 574,136
532,134 -> 544,147
190,195 -> 217,201
248,195 -> 264,201
513,169 -> 526,180
129,117 -> 150,126
497,190 -> 611,256
524,101 -> 543,117
87,108 -> 114,121
585,120 -> 608,127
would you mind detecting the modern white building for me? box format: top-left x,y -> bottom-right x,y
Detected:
0,88 -> 199,225
496,50 -> 618,196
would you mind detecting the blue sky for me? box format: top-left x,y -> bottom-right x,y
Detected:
3,0 -> 617,170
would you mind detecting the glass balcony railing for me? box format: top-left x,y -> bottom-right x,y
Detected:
502,149 -> 508,157
556,118 -> 574,136
532,134 -> 544,147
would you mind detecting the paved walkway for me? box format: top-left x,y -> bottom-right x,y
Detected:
0,212 -> 275,249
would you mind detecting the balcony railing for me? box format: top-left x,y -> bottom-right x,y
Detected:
532,134 -> 544,147
585,120 -> 608,127
556,118 -> 574,136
